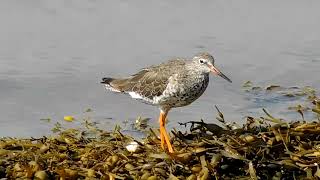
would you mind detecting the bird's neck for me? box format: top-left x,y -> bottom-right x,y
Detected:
185,63 -> 209,76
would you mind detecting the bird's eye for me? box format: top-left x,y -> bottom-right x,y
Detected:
199,59 -> 204,64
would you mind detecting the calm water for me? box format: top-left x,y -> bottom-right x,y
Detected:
1,0 -> 319,137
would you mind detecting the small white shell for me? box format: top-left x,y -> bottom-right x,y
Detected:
126,141 -> 139,152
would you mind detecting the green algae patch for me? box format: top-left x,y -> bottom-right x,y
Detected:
1,85 -> 320,179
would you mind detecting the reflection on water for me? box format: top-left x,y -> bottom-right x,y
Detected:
0,0 -> 319,137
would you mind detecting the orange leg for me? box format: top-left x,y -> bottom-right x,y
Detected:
159,110 -> 174,153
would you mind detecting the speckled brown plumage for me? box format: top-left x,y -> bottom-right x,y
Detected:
102,58 -> 186,102
101,52 -> 232,153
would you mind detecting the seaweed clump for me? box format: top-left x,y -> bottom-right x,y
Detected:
1,85 -> 320,179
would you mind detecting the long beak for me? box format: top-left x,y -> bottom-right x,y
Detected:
209,65 -> 232,83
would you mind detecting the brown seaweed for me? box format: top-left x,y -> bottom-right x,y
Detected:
1,85 -> 320,179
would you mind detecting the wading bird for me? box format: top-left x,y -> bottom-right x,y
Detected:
101,52 -> 232,153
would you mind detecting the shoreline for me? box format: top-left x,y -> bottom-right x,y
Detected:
1,85 -> 320,179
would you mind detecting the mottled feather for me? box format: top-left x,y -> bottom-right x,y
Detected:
101,52 -> 231,109
102,59 -> 186,101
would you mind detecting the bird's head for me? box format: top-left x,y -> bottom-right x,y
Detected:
192,52 -> 232,83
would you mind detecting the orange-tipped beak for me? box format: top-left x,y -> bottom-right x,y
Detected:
209,65 -> 232,83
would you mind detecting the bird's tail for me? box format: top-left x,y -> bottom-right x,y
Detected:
101,77 -> 122,92
101,77 -> 114,84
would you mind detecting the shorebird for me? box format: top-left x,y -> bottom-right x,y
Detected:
101,52 -> 232,153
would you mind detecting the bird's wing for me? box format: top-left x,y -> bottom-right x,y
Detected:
110,59 -> 186,99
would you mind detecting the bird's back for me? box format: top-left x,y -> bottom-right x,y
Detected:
102,58 -> 188,104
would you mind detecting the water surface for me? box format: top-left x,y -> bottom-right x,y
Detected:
0,0 -> 319,137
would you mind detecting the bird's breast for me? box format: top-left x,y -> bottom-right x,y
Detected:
156,74 -> 209,108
